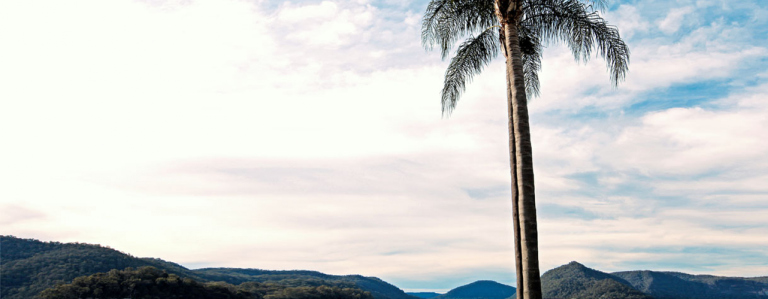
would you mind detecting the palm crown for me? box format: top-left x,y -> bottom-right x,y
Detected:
422,0 -> 629,114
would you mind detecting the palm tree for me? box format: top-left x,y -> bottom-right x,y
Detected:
421,1 -> 629,299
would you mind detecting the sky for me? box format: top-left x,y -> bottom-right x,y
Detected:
1,0 -> 767,293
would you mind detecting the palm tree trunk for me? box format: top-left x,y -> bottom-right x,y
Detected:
500,26 -> 525,299
502,15 -> 542,299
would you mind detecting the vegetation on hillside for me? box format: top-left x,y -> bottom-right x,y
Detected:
540,262 -> 651,299
40,266 -> 373,299
0,236 -> 401,299
613,270 -> 768,299
0,236 -> 194,299
195,268 -> 415,299
5,236 -> 768,299
435,280 -> 515,299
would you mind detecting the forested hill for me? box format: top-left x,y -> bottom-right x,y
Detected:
5,236 -> 768,299
38,266 -> 374,299
194,268 -> 416,299
0,236 -> 414,299
541,261 -> 651,299
0,235 -> 205,299
541,261 -> 768,299
434,280 -> 515,299
612,270 -> 768,299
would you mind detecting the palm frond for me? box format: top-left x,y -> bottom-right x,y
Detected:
518,26 -> 543,98
441,27 -> 500,115
522,0 -> 629,85
422,0 -> 497,59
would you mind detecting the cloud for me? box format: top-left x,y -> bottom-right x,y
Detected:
600,105 -> 768,176
0,204 -> 47,226
276,1 -> 375,47
658,6 -> 695,34
608,5 -> 651,39
2,0 -> 768,291
528,2 -> 767,114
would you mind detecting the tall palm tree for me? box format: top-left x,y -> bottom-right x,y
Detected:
421,1 -> 629,299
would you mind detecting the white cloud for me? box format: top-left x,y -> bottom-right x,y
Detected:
600,105 -> 768,176
529,13 -> 766,114
609,5 -> 651,39
276,1 -> 375,47
658,6 -> 695,34
2,0 -> 768,289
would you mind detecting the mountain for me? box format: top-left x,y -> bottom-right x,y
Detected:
540,261 -> 651,299
435,280 -> 516,299
0,236 -> 204,299
407,292 -> 443,298
194,268 -> 416,299
38,266 -> 375,299
0,236 -> 414,299
613,270 -> 768,299
6,235 -> 768,299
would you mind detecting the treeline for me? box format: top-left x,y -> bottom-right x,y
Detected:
1,236 -> 408,299
1,237 -> 153,299
540,262 -> 651,299
41,267 -> 374,299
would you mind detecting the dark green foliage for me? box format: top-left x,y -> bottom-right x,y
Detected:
0,235 -> 66,263
0,236 -> 401,299
39,266 -> 251,299
435,280 -> 516,299
195,268 -> 416,299
38,267 -> 374,299
0,236 -> 203,299
613,270 -> 768,299
265,285 -> 374,299
540,261 -> 651,299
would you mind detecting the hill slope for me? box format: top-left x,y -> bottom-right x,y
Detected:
613,270 -> 768,299
0,236 -> 203,299
194,268 -> 417,299
541,261 -> 651,299
0,236 -> 413,299
434,280 -> 515,299
38,266 -> 375,299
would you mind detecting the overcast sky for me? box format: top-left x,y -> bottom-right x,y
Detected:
1,0 -> 767,293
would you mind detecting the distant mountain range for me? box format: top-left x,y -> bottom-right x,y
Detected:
541,261 -> 768,299
0,236 -> 412,299
3,236 -> 767,299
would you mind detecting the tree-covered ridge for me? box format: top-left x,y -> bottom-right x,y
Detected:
195,268 -> 416,299
0,236 -> 206,299
5,236 -> 768,299
0,236 -> 407,299
540,262 -> 651,299
612,270 -> 768,299
435,280 -> 516,299
40,266 -> 374,299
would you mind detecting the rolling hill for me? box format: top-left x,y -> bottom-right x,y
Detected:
4,236 -> 768,299
0,236 -> 413,299
613,270 -> 768,299
434,280 -> 516,299
540,261 -> 651,299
